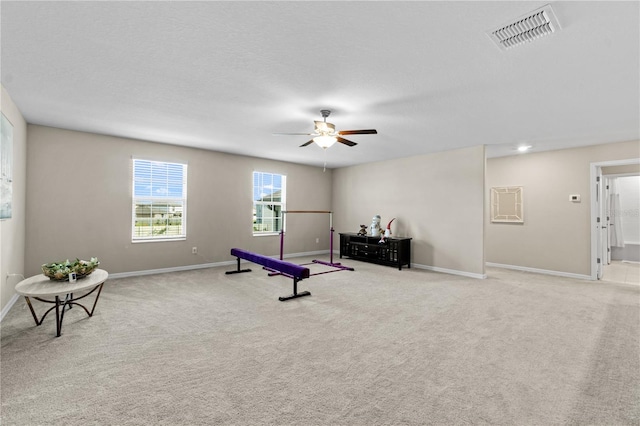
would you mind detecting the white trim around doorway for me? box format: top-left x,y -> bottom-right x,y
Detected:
590,158 -> 640,280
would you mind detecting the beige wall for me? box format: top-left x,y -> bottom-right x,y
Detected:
332,145 -> 486,277
25,125 -> 332,277
486,140 -> 640,277
1,86 -> 28,314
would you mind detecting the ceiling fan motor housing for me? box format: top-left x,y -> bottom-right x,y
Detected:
315,121 -> 335,134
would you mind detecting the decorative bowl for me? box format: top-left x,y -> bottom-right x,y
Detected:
42,257 -> 100,281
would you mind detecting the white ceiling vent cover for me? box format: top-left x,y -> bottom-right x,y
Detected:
488,4 -> 561,51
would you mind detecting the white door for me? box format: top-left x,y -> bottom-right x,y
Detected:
603,176 -> 612,265
596,167 -> 603,279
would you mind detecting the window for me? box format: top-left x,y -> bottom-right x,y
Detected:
253,171 -> 286,235
132,159 -> 187,241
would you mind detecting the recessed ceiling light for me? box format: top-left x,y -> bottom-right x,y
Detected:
517,145 -> 532,152
487,4 -> 561,51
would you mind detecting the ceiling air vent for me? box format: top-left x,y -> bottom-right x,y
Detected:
487,4 -> 561,51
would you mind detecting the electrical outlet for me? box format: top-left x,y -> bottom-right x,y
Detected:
192,247 -> 197,254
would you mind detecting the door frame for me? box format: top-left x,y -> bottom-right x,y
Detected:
590,158 -> 640,280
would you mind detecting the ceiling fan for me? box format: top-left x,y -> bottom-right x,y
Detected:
274,110 -> 377,149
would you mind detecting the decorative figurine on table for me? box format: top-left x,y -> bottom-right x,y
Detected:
379,217 -> 396,244
357,225 -> 367,236
370,215 -> 382,237
385,218 -> 396,238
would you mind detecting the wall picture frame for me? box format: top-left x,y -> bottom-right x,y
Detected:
491,186 -> 523,223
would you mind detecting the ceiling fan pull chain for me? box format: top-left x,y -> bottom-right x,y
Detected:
323,149 -> 327,172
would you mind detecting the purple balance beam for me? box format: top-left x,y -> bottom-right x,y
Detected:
226,248 -> 311,301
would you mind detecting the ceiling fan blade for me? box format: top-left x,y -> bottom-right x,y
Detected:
299,139 -> 315,147
273,132 -> 314,136
338,129 -> 377,135
337,136 -> 357,147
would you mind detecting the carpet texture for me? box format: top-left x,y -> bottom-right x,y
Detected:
1,257 -> 639,425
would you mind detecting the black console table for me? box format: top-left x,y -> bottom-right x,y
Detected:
339,233 -> 412,270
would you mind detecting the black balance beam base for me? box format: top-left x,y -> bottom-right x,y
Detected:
225,257 -> 252,275
278,277 -> 311,301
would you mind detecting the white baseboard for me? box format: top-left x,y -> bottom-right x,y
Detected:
108,260 -> 234,279
330,251 -> 487,279
1,293 -> 20,322
412,263 -> 487,279
486,262 -> 592,280
108,250 -> 332,279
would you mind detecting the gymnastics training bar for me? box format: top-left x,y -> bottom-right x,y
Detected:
279,210 -> 354,274
226,248 -> 311,301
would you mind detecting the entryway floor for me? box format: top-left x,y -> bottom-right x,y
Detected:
602,260 -> 640,285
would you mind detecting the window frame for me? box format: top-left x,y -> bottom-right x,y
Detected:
131,158 -> 188,243
252,171 -> 286,236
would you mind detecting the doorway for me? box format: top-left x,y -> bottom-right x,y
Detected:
602,173 -> 640,284
590,158 -> 640,281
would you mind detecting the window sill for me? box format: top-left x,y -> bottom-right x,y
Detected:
252,232 -> 281,237
132,237 -> 187,243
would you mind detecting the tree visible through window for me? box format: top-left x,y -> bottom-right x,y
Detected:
253,171 -> 286,234
132,159 -> 187,241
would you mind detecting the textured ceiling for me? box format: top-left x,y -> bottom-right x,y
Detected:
1,1 -> 639,168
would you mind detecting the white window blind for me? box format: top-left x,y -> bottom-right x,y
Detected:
132,159 -> 187,241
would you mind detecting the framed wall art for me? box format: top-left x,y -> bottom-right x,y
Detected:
491,186 -> 523,223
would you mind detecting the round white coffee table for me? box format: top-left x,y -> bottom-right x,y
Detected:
15,269 -> 108,337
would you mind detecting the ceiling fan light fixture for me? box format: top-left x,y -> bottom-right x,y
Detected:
314,135 -> 337,149
276,110 -> 376,150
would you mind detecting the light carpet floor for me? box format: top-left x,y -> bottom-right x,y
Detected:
1,257 -> 639,425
